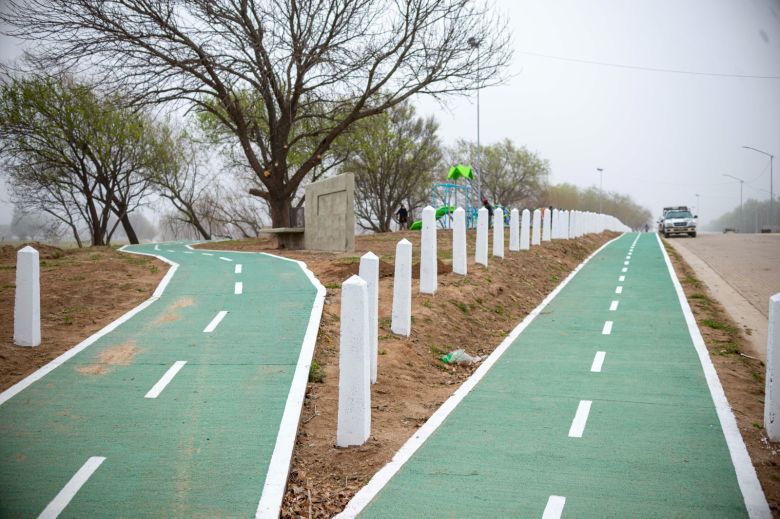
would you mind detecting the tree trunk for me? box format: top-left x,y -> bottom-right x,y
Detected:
190,215 -> 211,240
268,196 -> 292,228
119,212 -> 139,244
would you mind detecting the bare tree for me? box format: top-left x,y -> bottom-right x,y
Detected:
3,0 -> 511,227
343,101 -> 440,232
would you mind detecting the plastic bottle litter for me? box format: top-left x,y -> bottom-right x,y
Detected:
440,349 -> 482,365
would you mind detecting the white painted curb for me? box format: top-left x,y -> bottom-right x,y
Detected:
656,233 -> 771,518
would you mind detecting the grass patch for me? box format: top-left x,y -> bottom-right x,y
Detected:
308,360 -> 325,383
702,319 -> 735,332
324,282 -> 341,289
494,304 -> 506,315
716,342 -> 741,356
338,256 -> 361,264
451,300 -> 469,315
429,344 -> 446,356
421,299 -> 433,309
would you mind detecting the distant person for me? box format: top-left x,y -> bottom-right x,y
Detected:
644,223 -> 650,232
482,197 -> 494,227
396,204 -> 409,230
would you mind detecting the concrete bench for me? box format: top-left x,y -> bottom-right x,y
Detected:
258,227 -> 305,249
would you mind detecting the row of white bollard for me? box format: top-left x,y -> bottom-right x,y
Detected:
337,206 -> 630,446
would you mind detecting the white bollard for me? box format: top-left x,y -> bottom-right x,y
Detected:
509,208 -> 520,252
14,246 -> 41,347
391,239 -> 412,336
552,209 -> 560,239
420,206 -> 437,294
766,293 -> 780,441
337,275 -> 371,447
520,209 -> 531,250
542,208 -> 552,242
452,207 -> 467,275
475,207 -> 489,266
493,207 -> 504,258
531,209 -> 542,246
359,252 -> 379,384
563,210 -> 571,239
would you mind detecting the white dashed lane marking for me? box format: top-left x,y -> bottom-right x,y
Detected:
542,495 -> 566,519
235,264 -> 242,274
38,456 -> 106,519
609,300 -> 619,311
235,282 -> 243,295
203,311 -> 228,333
615,286 -> 623,294
591,351 -> 606,372
602,321 -> 613,335
568,400 -> 592,438
145,361 -> 187,399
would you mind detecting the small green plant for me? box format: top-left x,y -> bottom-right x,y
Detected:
379,349 -> 387,356
716,342 -> 740,356
308,360 -> 325,383
421,299 -> 433,309
450,301 -> 469,315
702,319 -> 734,332
90,254 -> 101,261
493,304 -> 506,315
324,282 -> 341,289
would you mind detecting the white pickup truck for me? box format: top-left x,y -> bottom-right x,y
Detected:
659,206 -> 697,238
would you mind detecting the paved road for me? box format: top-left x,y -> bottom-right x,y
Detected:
0,242 -> 322,518
341,233 -> 768,518
667,233 -> 780,318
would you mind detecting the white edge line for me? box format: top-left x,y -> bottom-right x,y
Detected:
335,233 -> 625,518
255,252 -> 325,519
591,351 -> 606,372
542,495 -> 566,519
656,232 -> 771,518
0,246 -> 178,407
38,456 -> 106,519
219,256 -> 233,262
144,361 -> 187,399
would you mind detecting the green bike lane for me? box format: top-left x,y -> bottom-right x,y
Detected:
344,232 -> 769,518
0,242 -> 323,518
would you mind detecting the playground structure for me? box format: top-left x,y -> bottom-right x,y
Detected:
410,165 -> 479,230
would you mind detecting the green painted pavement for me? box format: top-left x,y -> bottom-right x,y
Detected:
0,242 -> 320,518
356,233 -> 756,518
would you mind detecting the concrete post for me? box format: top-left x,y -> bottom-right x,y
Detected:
391,239 -> 412,336
14,246 -> 41,347
509,208 -> 520,252
493,207 -> 505,258
766,293 -> 780,441
531,209 -> 542,246
420,205 -> 437,294
520,209 -> 531,250
475,207 -> 489,266
359,252 -> 379,384
542,208 -> 552,242
564,210 -> 571,239
552,209 -> 560,239
452,207 -> 467,275
337,275 -> 371,447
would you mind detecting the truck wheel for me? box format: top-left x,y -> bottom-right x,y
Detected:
690,232 -> 697,238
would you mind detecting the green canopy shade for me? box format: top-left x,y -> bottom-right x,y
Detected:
447,164 -> 474,180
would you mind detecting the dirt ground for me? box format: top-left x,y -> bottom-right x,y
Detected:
0,243 -> 165,391
198,230 -> 616,518
664,240 -> 780,516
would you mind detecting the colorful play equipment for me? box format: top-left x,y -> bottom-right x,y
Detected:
409,164 -> 479,230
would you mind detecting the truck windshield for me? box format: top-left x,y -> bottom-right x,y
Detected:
666,211 -> 692,219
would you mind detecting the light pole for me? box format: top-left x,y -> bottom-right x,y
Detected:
596,168 -> 604,214
743,146 -> 774,229
723,174 -> 745,232
468,37 -> 481,203
695,193 -> 700,218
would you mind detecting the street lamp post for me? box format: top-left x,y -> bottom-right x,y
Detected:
468,37 -> 481,204
596,168 -> 604,214
723,174 -> 745,232
743,146 -> 774,229
695,193 -> 700,219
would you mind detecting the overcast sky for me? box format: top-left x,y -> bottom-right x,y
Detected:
1,0 -> 779,226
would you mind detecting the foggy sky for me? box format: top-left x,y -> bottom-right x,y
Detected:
1,0 -> 779,226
